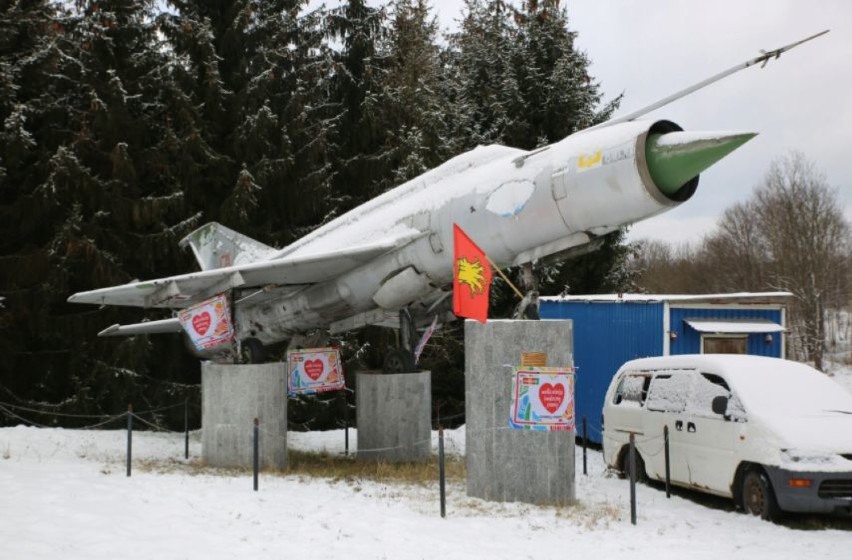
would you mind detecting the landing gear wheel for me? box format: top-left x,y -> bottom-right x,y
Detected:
382,349 -> 416,373
240,337 -> 265,364
621,447 -> 647,482
741,469 -> 780,520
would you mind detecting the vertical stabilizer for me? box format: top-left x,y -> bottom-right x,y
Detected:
179,222 -> 275,270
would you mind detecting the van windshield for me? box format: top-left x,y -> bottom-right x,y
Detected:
727,361 -> 852,416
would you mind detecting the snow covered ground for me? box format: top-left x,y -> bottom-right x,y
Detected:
2,414 -> 850,559
2,363 -> 850,558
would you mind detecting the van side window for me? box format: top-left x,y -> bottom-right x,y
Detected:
645,372 -> 692,413
689,373 -> 731,418
690,373 -> 748,422
613,373 -> 651,406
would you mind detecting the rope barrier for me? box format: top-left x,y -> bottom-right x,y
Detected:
0,400 -> 186,418
0,404 -> 52,428
108,367 -> 200,391
130,401 -> 188,415
0,403 -> 128,430
434,411 -> 466,424
79,414 -> 130,431
587,424 -> 604,436
129,413 -> 181,433
0,398 -> 197,432
0,400 -> 123,419
259,426 -> 454,455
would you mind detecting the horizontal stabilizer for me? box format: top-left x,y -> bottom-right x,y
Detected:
98,318 -> 183,337
69,230 -> 425,309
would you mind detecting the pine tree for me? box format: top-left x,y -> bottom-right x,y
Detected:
511,0 -> 620,145
447,0 -> 619,151
160,1 -> 334,246
0,0 -> 66,415
325,0 -> 390,208
444,0 -> 518,148
377,0 -> 450,187
0,0 -> 213,423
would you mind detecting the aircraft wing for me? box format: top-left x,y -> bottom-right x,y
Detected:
68,231 -> 424,309
98,318 -> 184,337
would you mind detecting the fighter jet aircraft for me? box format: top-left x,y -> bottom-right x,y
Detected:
68,31 -> 827,371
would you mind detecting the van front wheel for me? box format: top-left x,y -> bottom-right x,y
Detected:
741,469 -> 780,521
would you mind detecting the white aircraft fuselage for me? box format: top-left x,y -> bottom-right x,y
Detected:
239,119 -> 688,344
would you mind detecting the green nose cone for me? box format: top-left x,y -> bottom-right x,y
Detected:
646,131 -> 757,196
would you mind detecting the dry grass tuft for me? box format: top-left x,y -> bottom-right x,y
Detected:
556,500 -> 622,529
284,450 -> 466,485
129,449 -> 466,486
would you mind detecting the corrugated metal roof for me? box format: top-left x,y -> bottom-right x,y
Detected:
540,292 -> 792,304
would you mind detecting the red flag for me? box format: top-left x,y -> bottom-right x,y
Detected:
453,224 -> 492,323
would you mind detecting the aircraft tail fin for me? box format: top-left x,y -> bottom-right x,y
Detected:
179,222 -> 276,270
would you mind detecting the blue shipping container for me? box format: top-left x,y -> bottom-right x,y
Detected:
539,293 -> 788,443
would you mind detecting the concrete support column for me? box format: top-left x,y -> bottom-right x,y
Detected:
465,320 -> 575,505
356,371 -> 431,462
202,362 -> 288,470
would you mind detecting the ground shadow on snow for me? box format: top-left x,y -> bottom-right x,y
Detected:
639,478 -> 852,530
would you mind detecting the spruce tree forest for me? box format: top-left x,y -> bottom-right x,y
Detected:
0,0 -> 844,429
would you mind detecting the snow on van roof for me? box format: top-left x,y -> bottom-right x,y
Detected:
541,292 -> 792,303
620,354 -> 852,417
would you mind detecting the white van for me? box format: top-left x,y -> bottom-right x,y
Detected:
602,354 -> 852,519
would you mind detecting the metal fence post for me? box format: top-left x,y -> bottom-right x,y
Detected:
438,426 -> 446,518
126,404 -> 133,477
253,418 -> 259,491
664,425 -> 671,498
343,391 -> 349,457
582,415 -> 588,476
629,432 -> 637,525
184,398 -> 189,460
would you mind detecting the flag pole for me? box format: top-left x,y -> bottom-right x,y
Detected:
484,254 -> 525,301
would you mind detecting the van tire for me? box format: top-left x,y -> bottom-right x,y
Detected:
741,468 -> 780,521
619,446 -> 647,483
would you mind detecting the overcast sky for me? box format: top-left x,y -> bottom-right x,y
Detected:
319,0 -> 852,246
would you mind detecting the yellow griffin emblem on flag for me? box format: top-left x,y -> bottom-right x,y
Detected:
457,257 -> 487,296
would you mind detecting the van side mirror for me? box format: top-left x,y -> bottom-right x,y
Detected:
711,395 -> 729,416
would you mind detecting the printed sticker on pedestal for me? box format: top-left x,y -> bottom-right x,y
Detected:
509,367 -> 575,431
287,347 -> 345,395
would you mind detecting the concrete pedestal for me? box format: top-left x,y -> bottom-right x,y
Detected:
202,362 -> 288,470
465,320 -> 575,505
356,371 -> 431,462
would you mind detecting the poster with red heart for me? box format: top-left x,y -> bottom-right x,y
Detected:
509,367 -> 575,431
177,293 -> 234,351
287,347 -> 344,395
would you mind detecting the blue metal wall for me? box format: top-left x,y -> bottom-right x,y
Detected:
540,301 -> 664,442
668,306 -> 783,357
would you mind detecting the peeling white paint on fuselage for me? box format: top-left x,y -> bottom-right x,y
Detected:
484,180 -> 536,218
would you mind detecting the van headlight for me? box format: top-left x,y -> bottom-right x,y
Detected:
780,448 -> 839,467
